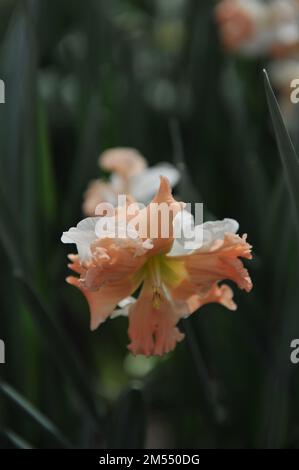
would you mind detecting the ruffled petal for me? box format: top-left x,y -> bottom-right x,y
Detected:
201,218 -> 239,248
128,284 -> 184,357
83,236 -> 149,290
168,210 -> 198,256
67,255 -> 138,330
61,217 -> 99,262
168,213 -> 239,256
182,233 -> 253,293
169,233 -> 252,317
173,282 -> 237,317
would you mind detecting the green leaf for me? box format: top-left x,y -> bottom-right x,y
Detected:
263,69 -> 299,234
169,118 -> 214,221
169,118 -> 202,203
0,380 -> 70,448
0,184 -> 106,428
0,3 -> 39,269
0,428 -> 34,449
15,274 -> 107,427
36,97 -> 57,225
257,272 -> 299,448
63,96 -> 101,226
109,386 -> 146,449
181,319 -> 225,427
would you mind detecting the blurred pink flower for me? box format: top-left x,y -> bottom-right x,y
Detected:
215,0 -> 299,57
269,41 -> 299,59
62,177 -> 252,357
215,0 -> 256,51
83,147 -> 180,216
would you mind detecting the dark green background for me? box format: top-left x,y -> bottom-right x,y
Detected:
0,0 -> 299,449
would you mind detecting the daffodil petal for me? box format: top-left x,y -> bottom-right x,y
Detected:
61,217 -> 99,261
128,284 -> 184,357
168,214 -> 239,256
201,218 -> 239,249
111,297 -> 136,319
129,163 -> 180,203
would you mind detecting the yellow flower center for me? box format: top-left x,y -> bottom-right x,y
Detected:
140,255 -> 187,309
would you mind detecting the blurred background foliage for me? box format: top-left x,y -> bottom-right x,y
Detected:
0,0 -> 299,449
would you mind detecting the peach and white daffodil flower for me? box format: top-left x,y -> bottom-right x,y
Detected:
83,147 -> 180,216
62,177 -> 252,356
215,0 -> 299,57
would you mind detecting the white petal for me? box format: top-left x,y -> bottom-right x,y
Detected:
95,216 -> 140,240
95,216 -> 117,239
119,297 -> 136,308
129,163 -> 180,203
168,239 -> 190,256
142,239 -> 154,250
61,217 -> 99,261
111,297 -> 136,319
168,210 -> 198,256
77,217 -> 100,232
201,218 -> 239,248
275,24 -> 299,45
168,216 -> 239,256
172,209 -> 195,238
237,0 -> 278,55
110,173 -> 125,195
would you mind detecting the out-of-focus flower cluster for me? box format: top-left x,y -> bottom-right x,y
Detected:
83,148 -> 180,215
215,0 -> 299,120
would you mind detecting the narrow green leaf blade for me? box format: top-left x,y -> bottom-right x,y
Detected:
263,69 -> 299,232
0,428 -> 34,449
0,380 -> 70,448
15,274 -> 106,426
36,97 -> 57,224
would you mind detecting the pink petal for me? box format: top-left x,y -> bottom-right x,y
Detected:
99,148 -> 147,179
170,233 -> 252,315
67,255 -> 139,330
180,233 -> 252,293
128,283 -> 184,357
82,179 -> 116,216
